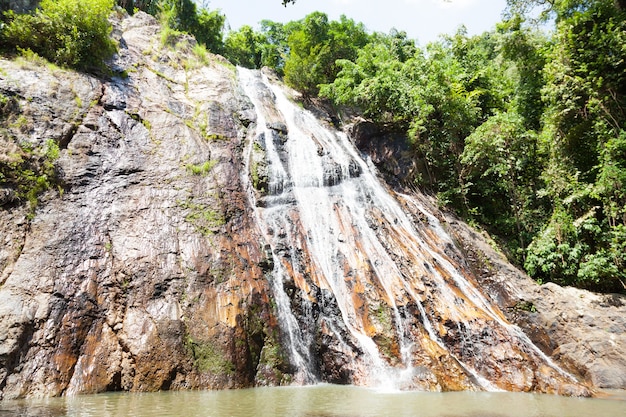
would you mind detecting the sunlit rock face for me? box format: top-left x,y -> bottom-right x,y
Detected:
1,12 -> 623,400
0,12 -> 274,399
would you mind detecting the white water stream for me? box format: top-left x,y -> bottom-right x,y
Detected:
238,68 -> 578,391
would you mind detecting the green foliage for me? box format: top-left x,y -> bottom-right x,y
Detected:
223,22 -> 291,71
461,111 -> 546,260
192,43 -> 210,63
525,206 -> 583,283
320,38 -> 421,125
159,6 -> 185,47
178,198 -> 225,236
541,1 -> 625,176
511,300 -> 537,313
193,7 -> 226,54
595,132 -> 626,227
0,137 -> 61,214
522,0 -> 626,291
1,0 -> 117,71
525,204 -> 626,291
185,160 -> 217,176
185,335 -> 234,375
0,92 -> 18,117
496,15 -> 548,130
283,12 -> 371,96
255,329 -> 291,384
224,25 -> 265,68
156,0 -> 225,54
258,20 -> 290,72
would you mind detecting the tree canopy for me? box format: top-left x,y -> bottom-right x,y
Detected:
230,1 -> 625,293
1,0 -> 117,71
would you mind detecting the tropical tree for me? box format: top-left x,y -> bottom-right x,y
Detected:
132,0 -> 225,53
461,111 -> 546,260
520,0 -> 626,291
1,0 -> 117,71
224,25 -> 266,68
283,12 -> 370,96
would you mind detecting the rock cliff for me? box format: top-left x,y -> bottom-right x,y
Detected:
0,12 -> 624,399
445,216 -> 626,390
1,12 -> 274,398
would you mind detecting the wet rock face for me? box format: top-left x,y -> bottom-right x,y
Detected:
240,69 -> 592,396
349,113 -> 626,393
441,214 -> 626,391
348,119 -> 417,188
0,12 -> 276,399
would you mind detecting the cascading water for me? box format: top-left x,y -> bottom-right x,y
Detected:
239,68 -> 583,393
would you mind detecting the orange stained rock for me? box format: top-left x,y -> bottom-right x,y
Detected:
351,289 -> 377,337
360,311 -> 377,337
66,322 -> 113,395
427,261 -> 498,323
52,350 -> 79,393
216,283 -> 248,328
197,287 -> 241,329
280,258 -> 314,300
418,332 -> 448,359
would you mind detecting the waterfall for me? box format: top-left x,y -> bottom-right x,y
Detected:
239,68 -> 579,392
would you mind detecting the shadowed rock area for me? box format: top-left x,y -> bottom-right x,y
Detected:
0,12 -> 624,399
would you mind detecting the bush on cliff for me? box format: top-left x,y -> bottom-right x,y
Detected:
0,0 -> 117,71
155,0 -> 225,54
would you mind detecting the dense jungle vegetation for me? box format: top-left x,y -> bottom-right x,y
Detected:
1,0 -> 624,293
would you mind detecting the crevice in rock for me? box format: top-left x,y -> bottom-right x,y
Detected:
0,321 -> 36,396
58,122 -> 79,150
159,368 -> 179,390
106,371 -> 123,392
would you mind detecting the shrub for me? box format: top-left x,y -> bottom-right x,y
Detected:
156,0 -> 225,54
0,138 -> 61,213
1,0 -> 117,71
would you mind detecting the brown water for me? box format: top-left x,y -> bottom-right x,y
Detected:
1,385 -> 625,417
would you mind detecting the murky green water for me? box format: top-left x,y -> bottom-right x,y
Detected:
1,385 -> 625,417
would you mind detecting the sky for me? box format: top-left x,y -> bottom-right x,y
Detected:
206,0 -> 509,46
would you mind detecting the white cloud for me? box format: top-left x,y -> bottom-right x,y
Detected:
433,0 -> 479,10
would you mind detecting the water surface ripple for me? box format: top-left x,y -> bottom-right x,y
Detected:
1,385 -> 624,417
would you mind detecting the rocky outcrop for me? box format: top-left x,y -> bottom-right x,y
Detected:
347,119 -> 418,188
0,11 -> 624,400
443,215 -> 626,390
0,0 -> 39,13
0,12 -> 278,399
